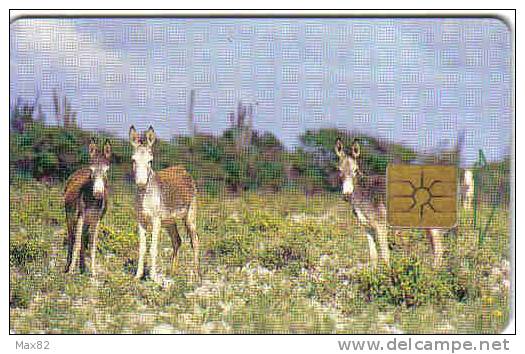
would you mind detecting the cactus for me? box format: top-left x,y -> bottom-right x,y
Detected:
53,89 -> 77,129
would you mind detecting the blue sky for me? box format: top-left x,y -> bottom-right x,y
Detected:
10,17 -> 512,166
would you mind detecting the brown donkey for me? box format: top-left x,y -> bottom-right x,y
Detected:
64,139 -> 111,275
129,126 -> 199,283
334,139 -> 445,268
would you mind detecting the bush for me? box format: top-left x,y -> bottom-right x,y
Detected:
10,281 -> 31,309
202,180 -> 224,196
200,141 -> 224,162
258,228 -> 316,275
10,235 -> 49,268
9,105 -> 510,201
34,150 -> 60,178
98,224 -> 137,257
351,256 -> 459,307
208,235 -> 252,267
258,245 -> 311,275
255,160 -> 284,190
244,209 -> 281,233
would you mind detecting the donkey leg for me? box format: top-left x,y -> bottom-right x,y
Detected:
185,217 -> 200,282
65,239 -> 73,273
149,218 -> 162,283
167,223 -> 182,275
90,219 -> 101,277
376,225 -> 390,267
364,227 -> 377,269
365,229 -> 378,268
79,223 -> 90,274
427,229 -> 444,269
67,215 -> 84,274
135,222 -> 147,280
64,216 -> 75,273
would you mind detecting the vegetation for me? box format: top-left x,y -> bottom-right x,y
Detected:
10,179 -> 510,333
9,97 -> 511,333
9,100 -> 509,203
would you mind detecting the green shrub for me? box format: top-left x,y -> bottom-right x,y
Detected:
200,141 -> 224,162
209,235 -> 252,267
255,160 -> 284,189
244,209 -> 281,233
258,229 -> 316,275
202,180 -> 223,196
10,281 -> 31,309
258,245 -> 311,275
34,151 -> 60,177
352,256 -> 458,307
223,158 -> 249,190
10,114 -> 509,201
98,224 -> 137,257
10,236 -> 49,268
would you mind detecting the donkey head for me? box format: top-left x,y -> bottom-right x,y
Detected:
88,138 -> 112,199
129,125 -> 156,189
334,138 -> 361,199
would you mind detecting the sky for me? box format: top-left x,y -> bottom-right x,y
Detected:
10,17 -> 512,166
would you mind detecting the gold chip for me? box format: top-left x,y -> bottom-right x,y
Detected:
387,164 -> 457,228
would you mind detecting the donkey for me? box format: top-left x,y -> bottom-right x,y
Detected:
129,126 -> 200,283
334,139 -> 444,268
64,138 -> 111,275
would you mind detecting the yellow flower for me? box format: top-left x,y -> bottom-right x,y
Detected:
483,296 -> 494,305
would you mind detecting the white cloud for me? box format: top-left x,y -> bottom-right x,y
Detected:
10,18 -> 130,130
11,18 -> 110,77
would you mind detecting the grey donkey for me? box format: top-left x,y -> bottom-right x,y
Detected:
334,138 -> 445,268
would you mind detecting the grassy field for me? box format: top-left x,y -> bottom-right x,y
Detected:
10,179 -> 511,334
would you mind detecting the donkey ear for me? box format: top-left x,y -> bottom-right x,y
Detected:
88,138 -> 98,159
145,126 -> 156,147
103,139 -> 112,160
351,140 -> 361,158
129,125 -> 140,148
335,138 -> 346,158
